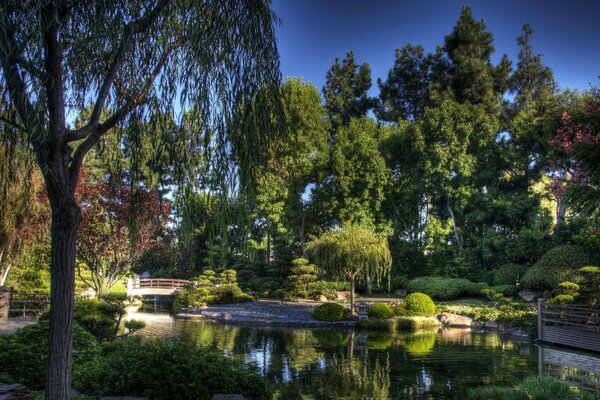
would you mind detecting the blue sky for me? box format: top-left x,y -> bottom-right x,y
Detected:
272,0 -> 600,95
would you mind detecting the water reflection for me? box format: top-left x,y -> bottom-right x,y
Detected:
127,306 -> 600,399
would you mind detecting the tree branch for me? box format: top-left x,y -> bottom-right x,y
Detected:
0,114 -> 27,132
68,38 -> 186,185
65,0 -> 169,143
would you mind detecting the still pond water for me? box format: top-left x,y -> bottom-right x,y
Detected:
127,305 -> 600,400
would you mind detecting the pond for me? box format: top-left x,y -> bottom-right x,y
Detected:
127,305 -> 600,399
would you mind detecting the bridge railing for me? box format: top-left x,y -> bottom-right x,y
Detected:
8,292 -> 50,317
538,299 -> 600,352
127,277 -> 192,293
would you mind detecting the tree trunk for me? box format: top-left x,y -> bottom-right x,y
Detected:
446,202 -> 464,253
266,232 -> 271,266
349,277 -> 355,314
365,268 -> 372,294
555,195 -> 566,234
45,194 -> 81,400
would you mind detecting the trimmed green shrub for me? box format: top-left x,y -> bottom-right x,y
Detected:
407,276 -> 488,300
175,284 -> 254,307
0,320 -> 99,390
390,276 -> 410,290
74,338 -> 270,400
404,292 -> 436,316
312,302 -> 346,321
493,263 -> 527,285
491,284 -> 519,296
307,280 -> 339,300
396,317 -> 441,332
367,303 -> 395,320
521,245 -> 595,290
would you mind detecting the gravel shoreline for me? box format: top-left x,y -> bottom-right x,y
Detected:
176,300 -> 357,327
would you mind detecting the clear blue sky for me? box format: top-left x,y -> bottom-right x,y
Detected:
272,0 -> 600,95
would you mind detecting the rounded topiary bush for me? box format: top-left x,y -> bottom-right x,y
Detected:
312,302 -> 346,321
367,303 -> 395,320
406,276 -> 487,299
521,245 -> 595,291
404,292 -> 436,317
493,263 -> 527,286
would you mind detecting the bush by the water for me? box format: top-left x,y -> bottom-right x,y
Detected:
493,263 -> 527,285
396,317 -> 441,332
404,292 -> 436,316
467,376 -> 599,400
74,338 -> 270,400
491,284 -> 519,296
367,303 -> 395,319
407,276 -> 487,300
521,245 -> 595,290
0,320 -> 99,390
312,302 -> 346,321
175,284 -> 253,308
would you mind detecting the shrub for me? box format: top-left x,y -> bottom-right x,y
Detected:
407,276 -> 488,300
491,284 -> 519,296
312,303 -> 346,321
493,263 -> 527,286
521,245 -> 595,290
175,284 -> 253,307
467,376 -> 598,400
404,292 -> 436,316
73,299 -> 122,341
0,320 -> 99,390
390,276 -> 410,290
357,319 -> 397,332
307,281 -> 339,300
367,303 -> 395,320
396,317 -> 441,332
74,338 -> 270,400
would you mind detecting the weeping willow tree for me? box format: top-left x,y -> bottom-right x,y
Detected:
305,224 -> 392,310
0,1 -> 281,399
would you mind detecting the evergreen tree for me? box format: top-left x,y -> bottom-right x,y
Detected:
323,51 -> 373,128
377,44 -> 434,121
287,258 -> 318,298
443,6 -> 511,110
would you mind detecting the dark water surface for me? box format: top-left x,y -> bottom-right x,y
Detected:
127,306 -> 600,399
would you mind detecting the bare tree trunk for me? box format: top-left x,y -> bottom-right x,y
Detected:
555,195 -> 566,234
446,202 -> 464,253
46,191 -> 81,400
350,277 -> 356,314
365,268 -> 372,294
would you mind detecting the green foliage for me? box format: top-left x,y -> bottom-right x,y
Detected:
521,245 -> 595,290
493,263 -> 527,285
407,276 -> 487,300
74,338 -> 270,400
307,281 -> 338,300
73,299 -> 121,341
467,376 -> 599,400
312,303 -> 347,322
390,275 -> 410,290
404,292 -> 436,317
0,320 -> 99,390
175,283 -> 254,307
396,317 -> 441,332
491,285 -> 519,296
367,303 -> 395,320
287,258 -> 318,298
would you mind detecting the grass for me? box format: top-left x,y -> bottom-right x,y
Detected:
357,316 -> 441,333
467,376 -> 600,400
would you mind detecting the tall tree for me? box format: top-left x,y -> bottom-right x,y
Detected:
377,44 -> 435,121
0,2 -> 281,398
443,6 -> 511,110
323,51 -> 373,129
305,224 -> 391,310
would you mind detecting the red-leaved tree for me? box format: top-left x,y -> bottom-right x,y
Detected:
75,169 -> 170,297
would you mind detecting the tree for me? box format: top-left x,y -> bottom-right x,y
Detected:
305,225 -> 391,310
0,2 -> 280,398
377,44 -> 435,121
323,51 -> 373,129
75,169 -> 170,297
287,257 -> 318,298
443,6 -> 511,111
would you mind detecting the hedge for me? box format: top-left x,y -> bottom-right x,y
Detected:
407,276 -> 487,300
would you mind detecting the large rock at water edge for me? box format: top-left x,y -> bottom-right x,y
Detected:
438,312 -> 472,327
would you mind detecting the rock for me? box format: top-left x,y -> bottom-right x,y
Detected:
0,383 -> 34,400
336,291 -> 351,300
484,321 -> 499,330
393,289 -> 407,297
472,321 -> 484,330
316,295 -> 328,302
438,312 -> 472,327
518,289 -> 539,302
499,323 -> 513,332
211,396 -> 248,400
